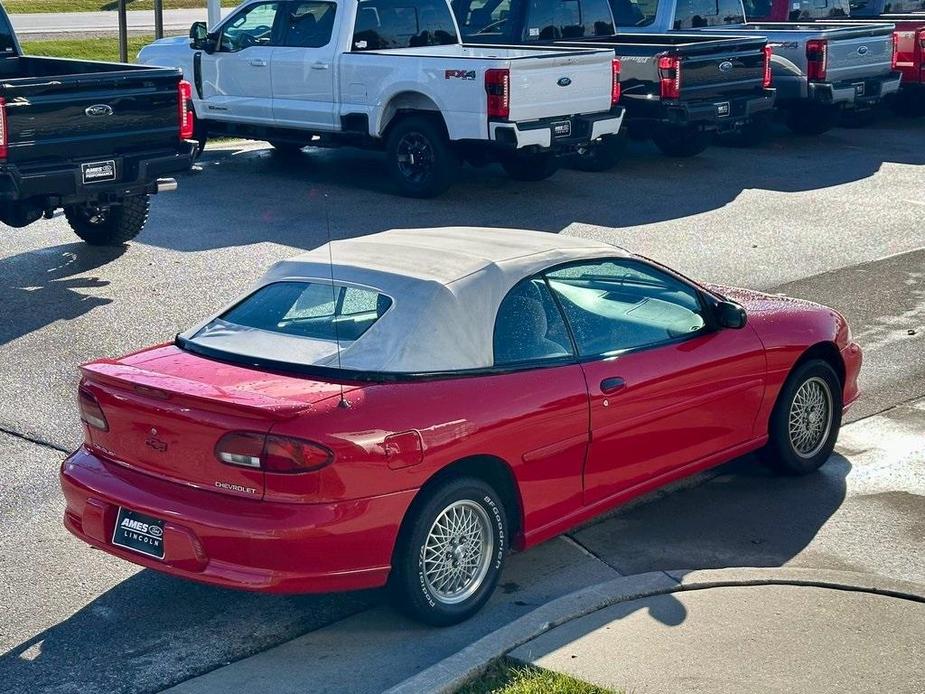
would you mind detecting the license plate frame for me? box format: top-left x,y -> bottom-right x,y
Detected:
81,160 -> 117,185
551,120 -> 572,138
716,101 -> 731,117
853,82 -> 866,97
112,507 -> 165,560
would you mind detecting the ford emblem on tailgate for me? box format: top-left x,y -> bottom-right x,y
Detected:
718,61 -> 734,72
85,104 -> 113,117
857,46 -> 869,56
557,77 -> 572,87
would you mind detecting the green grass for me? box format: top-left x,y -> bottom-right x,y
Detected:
21,35 -> 155,62
7,0 -> 237,13
458,659 -> 618,694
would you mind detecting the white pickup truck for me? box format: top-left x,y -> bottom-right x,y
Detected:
137,0 -> 625,197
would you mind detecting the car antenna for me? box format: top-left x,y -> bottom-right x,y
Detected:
324,192 -> 350,409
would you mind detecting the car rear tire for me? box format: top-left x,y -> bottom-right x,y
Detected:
390,477 -> 508,626
385,115 -> 459,198
651,125 -> 709,157
571,133 -> 627,172
785,104 -> 837,136
761,359 -> 842,476
500,151 -> 559,181
64,195 -> 150,246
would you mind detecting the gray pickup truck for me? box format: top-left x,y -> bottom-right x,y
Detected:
614,0 -> 901,134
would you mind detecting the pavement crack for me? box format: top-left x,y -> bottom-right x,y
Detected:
561,534 -> 624,576
0,425 -> 70,455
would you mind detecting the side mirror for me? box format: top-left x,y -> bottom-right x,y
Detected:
716,300 -> 747,329
189,22 -> 216,52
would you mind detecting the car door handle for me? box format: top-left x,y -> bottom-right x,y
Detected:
249,58 -> 267,67
600,377 -> 626,395
311,61 -> 330,70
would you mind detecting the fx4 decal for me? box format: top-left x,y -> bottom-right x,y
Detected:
445,69 -> 477,80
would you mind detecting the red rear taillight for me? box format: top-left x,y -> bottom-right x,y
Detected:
919,28 -> 925,50
0,97 -> 7,160
216,432 -> 333,474
178,80 -> 194,140
485,68 -> 510,119
892,31 -> 900,70
78,388 -> 108,432
762,45 -> 773,88
658,54 -> 681,99
611,58 -> 621,105
806,39 -> 828,82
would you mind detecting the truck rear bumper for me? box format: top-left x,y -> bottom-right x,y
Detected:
808,72 -> 902,108
489,108 -> 625,150
663,89 -> 776,131
0,141 -> 197,205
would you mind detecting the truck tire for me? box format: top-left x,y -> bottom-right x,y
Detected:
191,111 -> 208,158
760,359 -> 842,476
572,133 -> 626,172
785,103 -> 836,136
839,108 -> 878,129
269,141 -> 307,155
385,115 -> 459,198
500,151 -> 559,181
890,90 -> 925,118
64,195 -> 150,246
715,114 -> 771,148
651,125 -> 709,157
389,476 -> 508,626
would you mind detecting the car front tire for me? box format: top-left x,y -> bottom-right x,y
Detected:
762,359 -> 843,476
390,477 -> 508,626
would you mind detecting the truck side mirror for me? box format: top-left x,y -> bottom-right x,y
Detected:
716,300 -> 747,329
189,22 -> 216,52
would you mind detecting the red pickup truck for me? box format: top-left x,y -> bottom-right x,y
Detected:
746,0 -> 925,115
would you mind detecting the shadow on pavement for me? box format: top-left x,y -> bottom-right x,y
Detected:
0,243 -> 126,347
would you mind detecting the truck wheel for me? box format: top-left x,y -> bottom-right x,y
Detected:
269,141 -> 307,155
651,125 -> 709,157
715,114 -> 771,148
64,195 -> 150,246
839,108 -> 878,129
500,151 -> 559,181
785,104 -> 836,136
385,116 -> 459,198
890,90 -> 925,118
389,477 -> 508,626
572,134 -> 626,172
760,359 -> 842,476
191,112 -> 208,158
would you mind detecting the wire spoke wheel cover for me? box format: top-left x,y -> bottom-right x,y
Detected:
421,500 -> 494,605
788,376 -> 833,459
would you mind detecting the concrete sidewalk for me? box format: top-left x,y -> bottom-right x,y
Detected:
9,8 -> 213,36
510,581 -> 925,694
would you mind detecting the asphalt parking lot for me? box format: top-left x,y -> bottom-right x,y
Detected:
1,116 -> 923,693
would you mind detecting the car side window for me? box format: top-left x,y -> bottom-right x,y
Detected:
493,277 -> 574,366
545,259 -> 707,357
352,0 -> 459,51
282,2 -> 338,47
523,0 -> 614,40
220,2 -> 283,52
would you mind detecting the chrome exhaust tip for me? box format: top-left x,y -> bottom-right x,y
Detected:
156,178 -> 178,193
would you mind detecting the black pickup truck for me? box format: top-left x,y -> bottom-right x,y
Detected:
454,0 -> 776,159
0,4 -> 195,245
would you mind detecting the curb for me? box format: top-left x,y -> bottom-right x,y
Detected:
384,567 -> 925,694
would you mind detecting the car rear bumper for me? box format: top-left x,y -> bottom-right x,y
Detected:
0,141 -> 196,205
808,72 -> 902,107
60,446 -> 416,594
841,341 -> 863,411
489,108 -> 625,150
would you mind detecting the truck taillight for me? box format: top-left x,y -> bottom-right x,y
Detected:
0,97 -> 7,160
892,31 -> 900,70
762,45 -> 773,88
78,387 -> 109,432
216,432 -> 334,474
658,55 -> 681,100
611,58 -> 621,105
178,80 -> 194,140
806,39 -> 827,82
919,28 -> 925,50
485,68 -> 510,119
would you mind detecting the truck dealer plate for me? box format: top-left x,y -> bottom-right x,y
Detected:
716,101 -> 731,117
82,160 -> 117,184
552,121 -> 572,138
853,82 -> 865,97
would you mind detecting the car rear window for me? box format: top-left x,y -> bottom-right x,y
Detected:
219,281 -> 392,343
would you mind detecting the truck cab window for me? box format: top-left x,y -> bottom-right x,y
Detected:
353,0 -> 459,50
457,0 -> 514,40
673,0 -> 742,28
523,0 -> 613,40
786,0 -> 848,19
283,2 -> 338,47
608,0 -> 657,26
220,2 -> 282,52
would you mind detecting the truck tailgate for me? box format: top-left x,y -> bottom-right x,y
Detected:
506,49 -> 614,121
672,39 -> 769,100
3,57 -> 183,165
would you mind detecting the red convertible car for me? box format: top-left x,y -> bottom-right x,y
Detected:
61,228 -> 861,625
